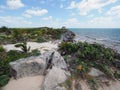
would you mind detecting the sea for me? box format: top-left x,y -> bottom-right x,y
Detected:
69,28 -> 120,53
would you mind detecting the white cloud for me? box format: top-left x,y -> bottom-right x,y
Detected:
64,18 -> 81,27
24,8 -> 48,17
42,16 -> 52,20
67,1 -> 76,9
0,16 -> 32,27
107,5 -> 120,17
70,13 -> 76,16
7,0 -> 25,10
67,0 -> 117,15
22,14 -> 32,18
62,16 -> 120,28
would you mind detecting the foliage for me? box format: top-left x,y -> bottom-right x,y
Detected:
0,75 -> 10,87
30,49 -> 41,56
0,46 -> 6,60
0,27 -> 66,44
35,37 -> 47,43
114,71 -> 120,79
88,78 -> 98,90
59,42 -> 119,79
0,46 -> 5,52
15,42 -> 30,53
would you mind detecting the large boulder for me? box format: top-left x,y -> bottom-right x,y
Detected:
42,66 -> 70,90
61,30 -> 75,42
9,56 -> 46,79
52,51 -> 67,69
9,51 -> 68,79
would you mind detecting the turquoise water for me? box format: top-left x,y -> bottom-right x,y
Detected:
69,28 -> 120,43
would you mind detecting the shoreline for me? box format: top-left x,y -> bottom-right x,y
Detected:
74,34 -> 120,53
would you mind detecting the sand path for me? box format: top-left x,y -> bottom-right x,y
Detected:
2,75 -> 44,90
2,41 -> 60,53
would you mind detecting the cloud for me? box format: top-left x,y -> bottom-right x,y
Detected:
0,16 -> 32,27
7,0 -> 25,10
24,8 -> 48,17
42,16 -> 52,20
64,18 -> 81,27
67,0 -> 117,15
22,14 -> 32,18
62,16 -> 120,28
107,5 -> 120,17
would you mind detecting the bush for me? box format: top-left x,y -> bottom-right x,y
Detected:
15,42 -> 30,53
59,42 -> 119,79
31,49 -> 41,56
35,37 -> 47,43
0,46 -> 5,52
0,75 -> 10,87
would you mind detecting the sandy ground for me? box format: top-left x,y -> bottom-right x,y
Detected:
2,41 -> 60,53
2,75 -> 44,90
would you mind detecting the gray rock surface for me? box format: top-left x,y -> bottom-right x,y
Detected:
9,56 -> 46,78
42,66 -> 70,90
114,59 -> 120,68
88,68 -> 105,77
61,30 -> 75,42
52,51 -> 67,69
9,51 -> 68,79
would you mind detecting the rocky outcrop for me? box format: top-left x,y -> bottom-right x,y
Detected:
42,66 -> 70,90
9,56 -> 46,78
51,51 -> 67,69
88,68 -> 105,77
114,59 -> 120,68
41,51 -> 70,90
61,30 -> 75,42
9,51 -> 68,79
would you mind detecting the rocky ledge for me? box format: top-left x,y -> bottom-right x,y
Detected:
9,51 -> 70,90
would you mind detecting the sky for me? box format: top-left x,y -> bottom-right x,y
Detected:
0,0 -> 120,28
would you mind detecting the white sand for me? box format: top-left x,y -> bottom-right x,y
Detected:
2,76 -> 44,90
2,41 -> 60,53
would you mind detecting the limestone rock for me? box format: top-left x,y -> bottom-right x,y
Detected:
52,51 -> 67,69
114,59 -> 120,68
42,66 -> 70,90
88,68 -> 105,77
9,56 -> 46,78
61,30 -> 75,42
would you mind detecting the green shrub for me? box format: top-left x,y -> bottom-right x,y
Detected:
0,46 -> 5,52
58,42 -> 78,54
31,49 -> 41,56
35,37 -> 47,43
0,75 -> 10,87
88,78 -> 98,90
114,71 -> 120,79
15,42 -> 30,53
59,42 -> 119,79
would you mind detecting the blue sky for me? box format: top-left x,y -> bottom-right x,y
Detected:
0,0 -> 120,28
